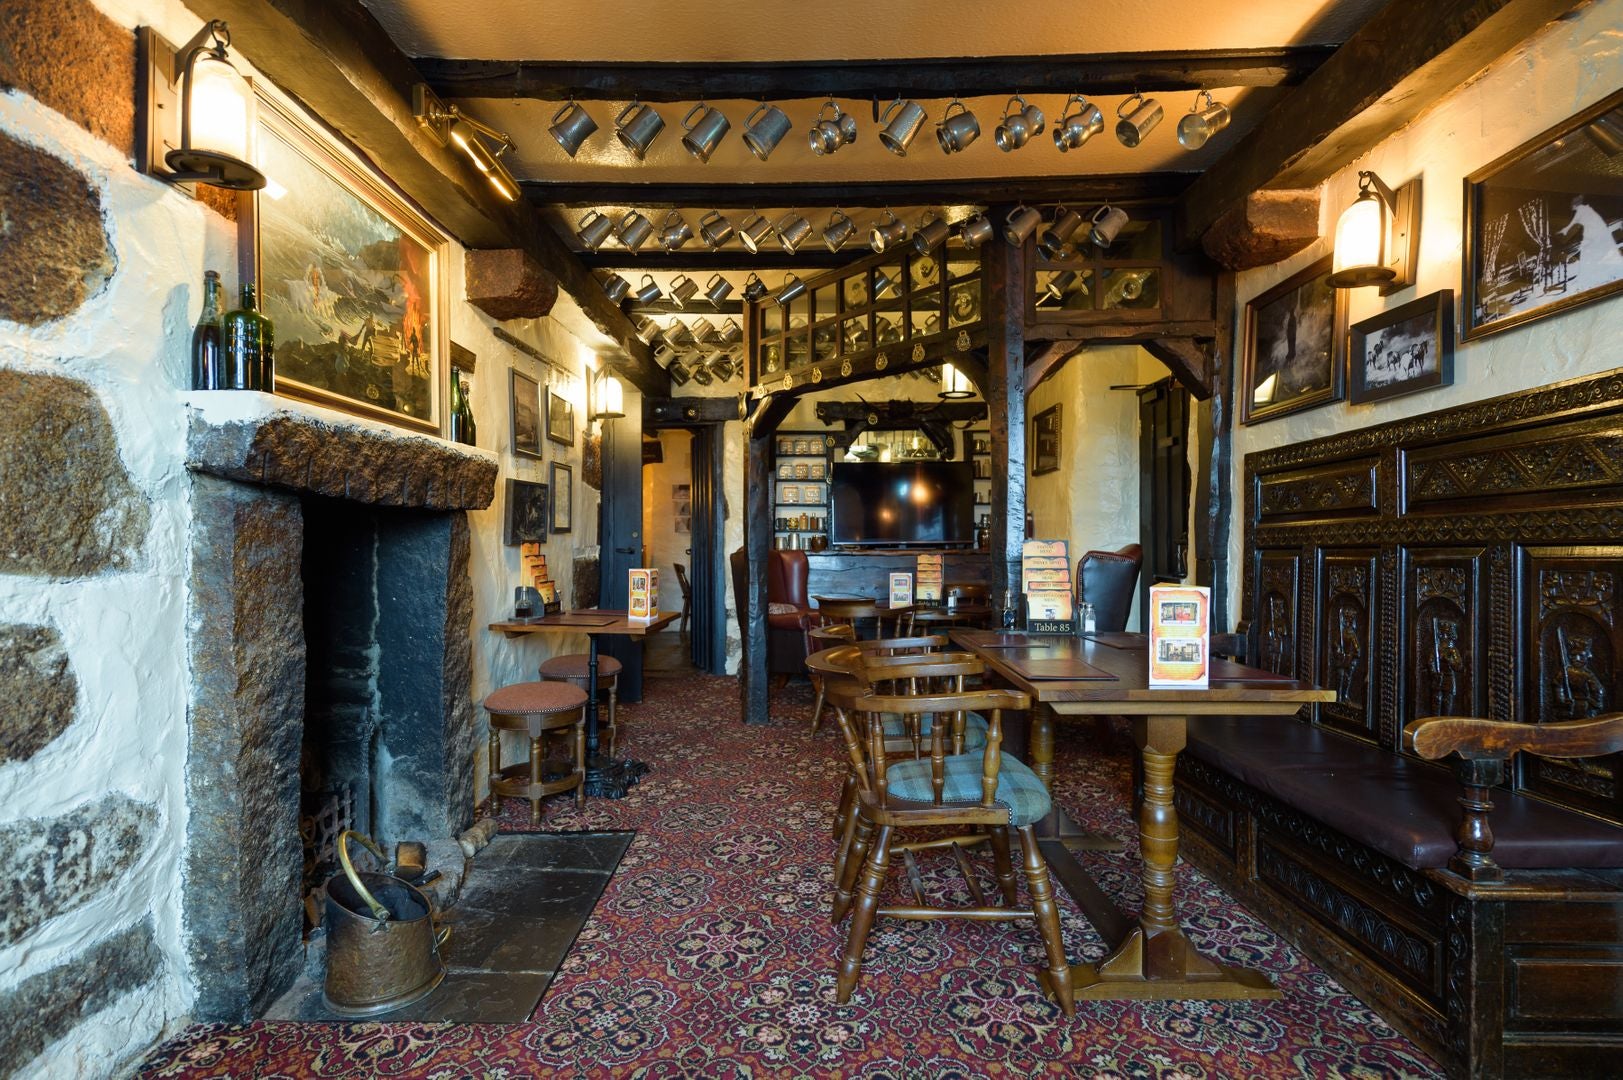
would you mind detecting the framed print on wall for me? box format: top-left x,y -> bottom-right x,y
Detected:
1348,290 -> 1455,405
243,89 -> 448,433
503,479 -> 548,546
546,386 -> 577,447
550,461 -> 573,534
1030,404 -> 1061,475
1463,87 -> 1623,342
1241,254 -> 1347,425
510,369 -> 542,458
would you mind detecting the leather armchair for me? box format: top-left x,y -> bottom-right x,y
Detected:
1078,543 -> 1143,633
730,548 -> 815,676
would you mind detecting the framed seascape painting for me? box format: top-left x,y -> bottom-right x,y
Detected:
244,90 -> 448,433
1349,290 -> 1455,405
1241,255 -> 1347,425
1464,88 -> 1623,342
550,461 -> 573,534
510,370 -> 542,458
547,386 -> 576,447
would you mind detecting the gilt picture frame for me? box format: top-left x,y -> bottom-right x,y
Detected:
1241,255 -> 1347,425
1463,87 -> 1623,342
242,87 -> 448,434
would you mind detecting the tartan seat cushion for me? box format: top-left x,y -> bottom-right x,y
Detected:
883,752 -> 1052,826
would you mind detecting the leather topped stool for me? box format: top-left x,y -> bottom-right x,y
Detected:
483,680 -> 589,823
539,653 -> 623,757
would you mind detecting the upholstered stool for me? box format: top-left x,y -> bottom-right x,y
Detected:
483,680 -> 589,822
539,653 -> 623,757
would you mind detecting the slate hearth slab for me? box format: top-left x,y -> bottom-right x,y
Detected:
264,831 -> 631,1025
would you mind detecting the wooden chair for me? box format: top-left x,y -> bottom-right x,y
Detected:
673,562 -> 692,634
806,622 -> 858,734
814,597 -> 885,640
832,686 -> 1075,1015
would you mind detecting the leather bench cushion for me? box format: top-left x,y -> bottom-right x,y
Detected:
768,608 -> 809,631
1186,716 -> 1623,871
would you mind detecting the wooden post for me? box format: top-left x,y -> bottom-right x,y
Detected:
983,224 -> 1028,603
741,395 -> 795,725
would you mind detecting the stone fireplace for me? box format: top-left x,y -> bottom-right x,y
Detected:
182,397 -> 496,1021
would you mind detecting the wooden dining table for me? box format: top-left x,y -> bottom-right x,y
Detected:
950,627 -> 1334,1001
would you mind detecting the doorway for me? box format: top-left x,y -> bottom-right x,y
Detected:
1137,377 -> 1191,629
642,423 -> 727,675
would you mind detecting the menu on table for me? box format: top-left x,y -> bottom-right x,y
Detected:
916,553 -> 943,603
1148,584 -> 1210,687
1021,539 -> 1074,625
889,571 -> 914,607
629,568 -> 660,622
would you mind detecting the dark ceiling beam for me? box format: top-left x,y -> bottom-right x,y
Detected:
525,173 -> 1194,211
581,249 -> 858,272
416,46 -> 1335,103
1178,0 -> 1583,243
179,0 -> 666,397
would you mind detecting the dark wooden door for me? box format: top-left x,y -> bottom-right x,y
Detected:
599,386 -> 645,701
1138,378 -> 1191,629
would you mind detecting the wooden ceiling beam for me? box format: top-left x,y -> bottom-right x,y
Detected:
1177,0 -> 1583,244
525,174 -> 1193,211
179,0 -> 666,397
416,46 -> 1335,103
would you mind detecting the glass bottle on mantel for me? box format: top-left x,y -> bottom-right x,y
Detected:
222,283 -> 274,391
448,369 -> 477,446
190,270 -> 224,390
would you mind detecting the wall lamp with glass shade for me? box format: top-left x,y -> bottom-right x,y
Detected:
412,83 -> 520,202
592,370 -> 625,421
938,361 -> 974,400
136,20 -> 265,190
1329,170 -> 1421,294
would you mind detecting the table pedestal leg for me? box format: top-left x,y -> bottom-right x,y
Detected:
1069,716 -> 1278,1001
1029,708 -> 1124,853
581,634 -> 649,800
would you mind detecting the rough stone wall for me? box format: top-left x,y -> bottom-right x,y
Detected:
0,0 -> 233,1074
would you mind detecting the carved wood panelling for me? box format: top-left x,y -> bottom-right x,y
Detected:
1256,458 -> 1380,523
1316,550 -> 1379,739
1402,548 -> 1487,735
1255,552 -> 1300,678
1404,416 -> 1623,514
1241,366 -> 1623,826
1519,547 -> 1623,819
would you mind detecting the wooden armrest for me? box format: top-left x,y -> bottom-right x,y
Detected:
1405,713 -> 1623,761
1404,712 -> 1623,884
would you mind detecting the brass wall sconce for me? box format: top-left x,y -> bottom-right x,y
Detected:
1330,170 -> 1421,294
137,20 -> 265,190
413,83 -> 520,201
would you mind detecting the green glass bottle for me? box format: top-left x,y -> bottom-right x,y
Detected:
190,270 -> 223,390
449,370 -> 477,446
222,283 -> 273,391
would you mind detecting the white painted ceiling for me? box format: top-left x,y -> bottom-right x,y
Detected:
364,0 -> 1386,62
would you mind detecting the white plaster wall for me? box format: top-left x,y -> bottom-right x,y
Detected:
641,428 -> 694,616
0,2 -> 608,1074
1227,0 -> 1623,609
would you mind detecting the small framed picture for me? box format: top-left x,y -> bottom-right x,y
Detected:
503,478 -> 547,546
1241,254 -> 1347,425
546,386 -> 576,447
549,461 -> 573,534
509,370 -> 542,458
1348,290 -> 1455,405
1031,404 -> 1061,475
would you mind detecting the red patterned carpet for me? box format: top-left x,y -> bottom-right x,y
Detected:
140,675 -> 1441,1078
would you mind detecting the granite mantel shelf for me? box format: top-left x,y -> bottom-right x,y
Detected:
185,391 -> 498,511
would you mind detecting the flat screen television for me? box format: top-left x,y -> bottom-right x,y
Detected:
829,461 -> 975,547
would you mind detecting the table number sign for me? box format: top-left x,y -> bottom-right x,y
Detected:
1148,584 -> 1210,687
1022,539 -> 1075,632
629,568 -> 659,622
889,572 -> 915,607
